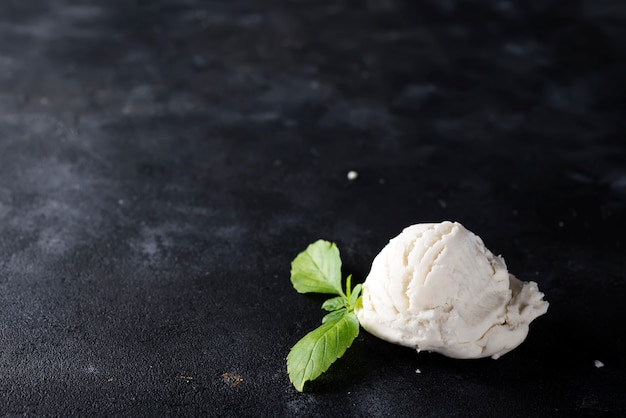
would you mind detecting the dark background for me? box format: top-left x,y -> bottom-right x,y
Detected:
0,0 -> 625,416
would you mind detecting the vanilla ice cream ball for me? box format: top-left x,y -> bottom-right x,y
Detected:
356,221 -> 549,359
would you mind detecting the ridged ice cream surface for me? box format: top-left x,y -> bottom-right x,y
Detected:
355,221 -> 549,359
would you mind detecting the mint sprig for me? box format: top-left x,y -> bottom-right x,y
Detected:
287,240 -> 362,392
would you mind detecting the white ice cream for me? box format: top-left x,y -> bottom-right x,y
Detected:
356,221 -> 548,359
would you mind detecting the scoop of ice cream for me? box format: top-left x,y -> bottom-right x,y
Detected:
355,221 -> 548,359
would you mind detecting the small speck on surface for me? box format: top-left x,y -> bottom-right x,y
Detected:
347,170 -> 358,180
594,360 -> 604,368
415,368 -> 421,374
221,372 -> 243,388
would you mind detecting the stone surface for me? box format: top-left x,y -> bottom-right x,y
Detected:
0,0 -> 624,415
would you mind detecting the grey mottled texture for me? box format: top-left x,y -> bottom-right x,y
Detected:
0,0 -> 624,416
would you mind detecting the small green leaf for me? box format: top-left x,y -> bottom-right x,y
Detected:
322,308 -> 346,323
321,296 -> 346,312
348,284 -> 362,308
345,274 -> 353,299
287,310 -> 360,392
290,240 -> 344,295
355,295 -> 363,311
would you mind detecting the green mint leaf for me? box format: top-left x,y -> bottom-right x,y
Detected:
322,308 -> 346,323
355,294 -> 363,311
290,240 -> 344,295
348,284 -> 362,308
321,296 -> 346,312
287,310 -> 360,392
345,274 -> 353,299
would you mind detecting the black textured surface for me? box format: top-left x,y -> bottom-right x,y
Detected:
1,0 -> 625,416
